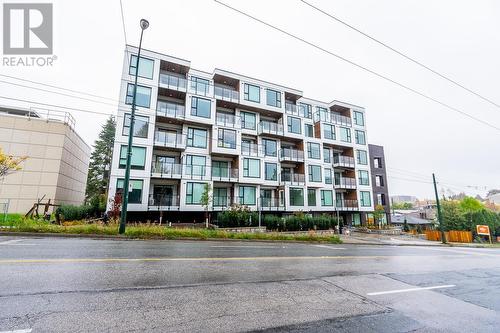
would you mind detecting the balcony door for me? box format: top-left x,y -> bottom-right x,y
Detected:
153,185 -> 174,206
156,156 -> 176,174
260,189 -> 272,207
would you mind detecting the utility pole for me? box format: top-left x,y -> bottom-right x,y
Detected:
119,19 -> 149,234
432,173 -> 446,244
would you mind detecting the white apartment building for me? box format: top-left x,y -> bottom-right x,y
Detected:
107,45 -> 374,225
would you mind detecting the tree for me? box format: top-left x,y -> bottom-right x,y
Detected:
85,116 -> 116,204
373,204 -> 386,229
0,148 -> 27,179
392,202 -> 413,210
403,218 -> 410,232
200,183 -> 212,228
460,196 -> 484,225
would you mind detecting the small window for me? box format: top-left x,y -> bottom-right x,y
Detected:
262,138 -> 277,157
357,150 -> 368,165
116,179 -> 143,204
239,186 -> 256,205
339,127 -> 351,142
123,113 -> 148,138
187,128 -> 208,148
119,145 -> 146,170
305,124 -> 314,137
308,165 -> 322,182
355,130 -> 366,145
186,182 -> 206,204
323,124 -> 335,140
243,158 -> 260,178
307,142 -> 321,159
289,188 -> 304,206
191,97 -> 211,118
358,170 -> 370,185
323,147 -> 331,163
244,83 -> 260,103
241,112 -> 256,130
126,83 -> 151,108
377,193 -> 386,206
217,128 -> 236,149
360,191 -> 372,207
307,189 -> 316,206
375,175 -> 384,187
129,55 -> 154,79
265,162 -> 277,181
321,190 -> 333,206
266,89 -> 281,107
374,157 -> 383,168
287,116 -> 301,134
353,111 -> 365,126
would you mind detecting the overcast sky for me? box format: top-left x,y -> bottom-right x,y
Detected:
1,0 -> 499,199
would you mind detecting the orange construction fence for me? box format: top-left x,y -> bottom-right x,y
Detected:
425,230 -> 473,243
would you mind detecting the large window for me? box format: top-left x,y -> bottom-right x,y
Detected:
339,127 -> 351,142
307,189 -> 316,206
299,103 -> 312,118
190,77 -> 210,96
266,89 -> 281,107
185,155 -> 206,177
241,112 -> 256,130
265,162 -> 277,181
244,83 -> 260,103
289,188 -> 304,206
129,55 -> 154,79
123,113 -> 148,138
262,138 -> 277,157
307,142 -> 321,159
187,127 -> 208,148
325,168 -> 333,184
323,147 -> 331,163
321,190 -> 333,206
243,158 -> 260,178
323,124 -> 335,140
355,130 -> 366,145
126,83 -> 151,108
360,191 -> 372,207
239,186 -> 256,205
308,165 -> 322,182
116,179 -> 143,204
305,124 -> 314,137
217,128 -> 236,149
191,97 -> 211,118
357,150 -> 368,165
186,182 -> 206,204
358,170 -> 370,185
287,116 -> 301,134
353,111 -> 364,126
119,145 -> 146,170
212,161 -> 229,178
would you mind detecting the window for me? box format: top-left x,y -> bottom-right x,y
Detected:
375,175 -> 384,187
266,89 -> 281,107
116,179 -> 143,204
262,138 -> 277,157
123,114 -> 148,138
325,168 -> 333,184
299,103 -> 312,118
358,170 -> 370,185
190,77 -> 210,96
213,188 -> 228,207
289,188 -> 304,206
374,157 -> 383,168
212,161 -> 229,178
243,158 -> 260,178
265,162 -> 277,181
191,97 -> 211,118
339,127 -> 351,142
323,124 -> 335,140
126,83 -> 151,108
129,55 -> 154,79
244,83 -> 260,102
186,182 -> 206,204
217,128 -> 236,149
377,193 -> 386,206
307,189 -> 316,206
287,116 -> 301,134
119,145 -> 146,170
357,150 -> 368,165
353,111 -> 364,126
360,191 -> 372,207
323,147 -> 331,163
305,124 -> 314,137
355,130 -> 366,145
187,128 -> 208,148
308,165 -> 322,182
185,155 -> 206,176
307,142 -> 321,159
241,112 -> 256,130
239,186 -> 256,205
321,190 -> 333,206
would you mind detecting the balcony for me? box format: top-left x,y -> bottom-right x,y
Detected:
336,199 -> 358,211
216,112 -> 239,128
280,173 -> 305,186
335,177 -> 357,189
285,103 -> 299,116
332,155 -> 355,168
159,72 -> 187,92
258,121 -> 284,137
212,196 -> 233,211
214,85 -> 239,103
315,111 -> 352,127
157,100 -> 185,119
148,194 -> 180,210
182,165 -> 210,180
260,197 -> 285,211
151,163 -> 182,178
188,79 -> 212,98
154,131 -> 186,150
212,167 -> 239,182
241,142 -> 261,157
280,148 -> 304,162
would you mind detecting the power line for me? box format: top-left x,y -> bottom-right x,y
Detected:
213,0 -> 500,133
300,0 -> 500,110
119,0 -> 128,45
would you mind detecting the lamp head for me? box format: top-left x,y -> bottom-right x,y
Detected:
140,19 -> 149,30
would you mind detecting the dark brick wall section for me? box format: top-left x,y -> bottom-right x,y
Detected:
368,144 -> 391,223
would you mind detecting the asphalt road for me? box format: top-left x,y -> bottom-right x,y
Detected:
0,236 -> 499,332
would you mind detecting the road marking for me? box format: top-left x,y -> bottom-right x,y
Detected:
367,284 -> 456,296
0,329 -> 32,333
313,245 -> 346,250
0,239 -> 24,245
210,245 -> 283,249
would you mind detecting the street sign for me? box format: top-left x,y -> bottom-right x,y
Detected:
476,225 -> 490,236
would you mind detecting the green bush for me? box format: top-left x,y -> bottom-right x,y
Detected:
217,205 -> 259,228
264,214 -> 340,231
56,204 -> 94,221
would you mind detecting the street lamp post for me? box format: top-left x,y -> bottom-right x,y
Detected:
119,19 -> 150,234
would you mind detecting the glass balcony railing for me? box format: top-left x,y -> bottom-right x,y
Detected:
335,199 -> 358,210
280,173 -> 306,185
260,197 -> 284,210
280,148 -> 304,162
213,196 -> 232,208
214,85 -> 239,102
159,73 -> 187,91
154,131 -> 186,149
148,194 -> 180,207
335,177 -> 357,189
314,111 -> 352,127
216,113 -> 239,128
211,167 -> 238,181
151,163 -> 182,177
258,121 -> 284,136
285,103 -> 299,116
157,100 -> 185,119
241,142 -> 260,157
332,155 -> 355,168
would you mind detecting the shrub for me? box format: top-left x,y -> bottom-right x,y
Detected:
56,204 -> 94,221
217,204 -> 258,228
264,214 -> 339,231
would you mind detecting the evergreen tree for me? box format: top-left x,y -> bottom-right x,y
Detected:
85,116 -> 116,205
